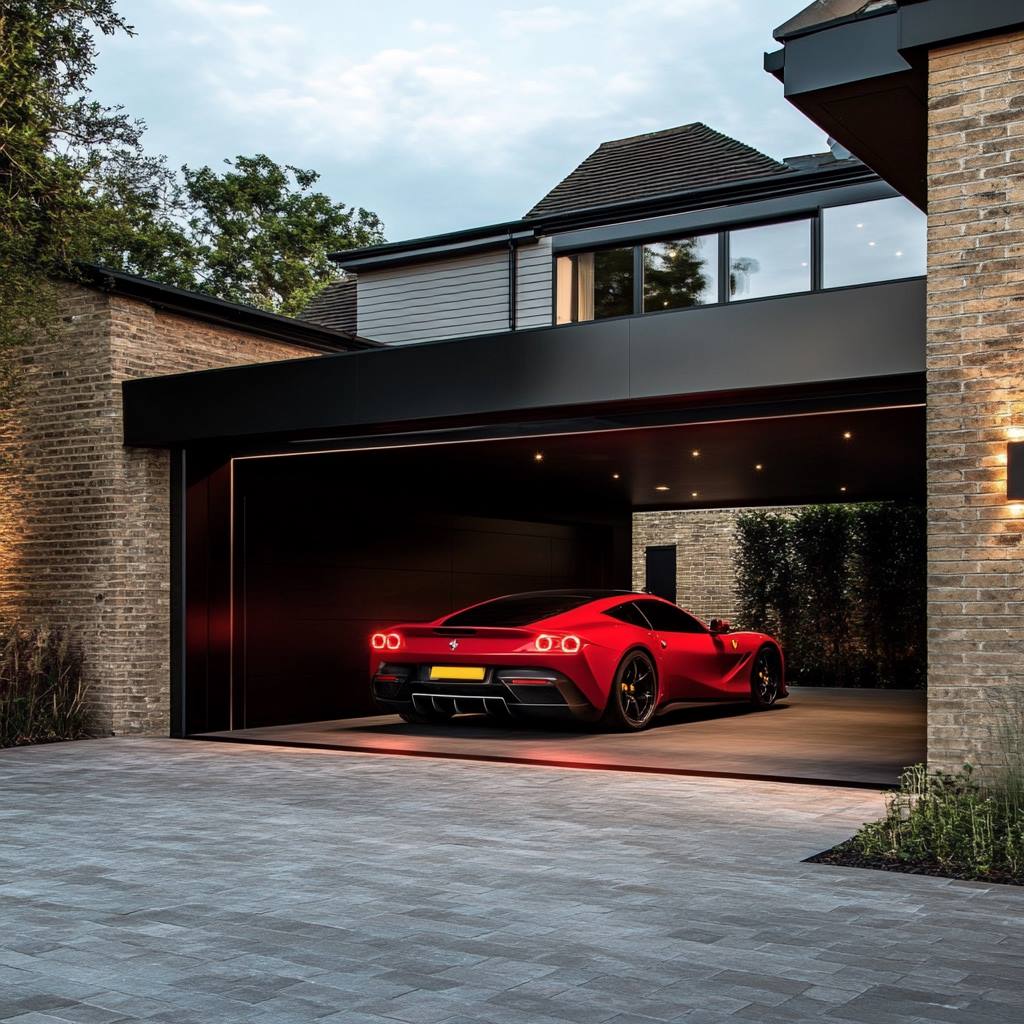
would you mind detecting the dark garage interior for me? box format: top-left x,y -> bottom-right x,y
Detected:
184,401 -> 928,785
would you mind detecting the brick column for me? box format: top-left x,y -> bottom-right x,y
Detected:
0,284 -> 318,736
927,31 -> 1024,772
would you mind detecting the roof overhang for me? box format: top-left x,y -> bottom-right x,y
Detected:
767,0 -> 1024,209
76,264 -> 379,352
330,224 -> 538,272
122,278 -> 924,449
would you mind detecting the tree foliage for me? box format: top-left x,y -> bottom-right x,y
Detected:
179,155 -> 383,316
1,1 -> 384,403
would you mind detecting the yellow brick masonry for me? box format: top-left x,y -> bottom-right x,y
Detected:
0,283 -> 317,736
927,31 -> 1024,771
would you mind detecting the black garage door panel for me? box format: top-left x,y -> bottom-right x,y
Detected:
238,503 -> 620,728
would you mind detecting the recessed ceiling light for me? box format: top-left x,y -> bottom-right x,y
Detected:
691,449 -> 700,458
655,485 -> 670,492
868,241 -> 877,247
895,250 -> 904,257
840,486 -> 848,493
533,452 -> 544,462
691,491 -> 699,498
856,223 -> 864,229
755,463 -> 764,471
612,473 -> 620,480
843,431 -> 853,440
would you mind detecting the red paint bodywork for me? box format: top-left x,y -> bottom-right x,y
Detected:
370,592 -> 785,719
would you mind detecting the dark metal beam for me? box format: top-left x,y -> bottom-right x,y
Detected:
122,278 -> 925,448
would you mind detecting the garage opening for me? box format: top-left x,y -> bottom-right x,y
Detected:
189,403 -> 927,786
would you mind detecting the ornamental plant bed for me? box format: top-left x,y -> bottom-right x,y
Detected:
0,624 -> 89,747
808,762 -> 1024,887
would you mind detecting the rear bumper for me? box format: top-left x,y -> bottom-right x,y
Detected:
372,664 -> 601,722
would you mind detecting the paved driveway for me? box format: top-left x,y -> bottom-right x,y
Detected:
0,739 -> 1020,1024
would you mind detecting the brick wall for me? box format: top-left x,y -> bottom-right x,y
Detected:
0,283 -> 317,736
632,506 -> 800,623
927,31 -> 1024,772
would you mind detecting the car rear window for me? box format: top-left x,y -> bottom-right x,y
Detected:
442,593 -> 599,627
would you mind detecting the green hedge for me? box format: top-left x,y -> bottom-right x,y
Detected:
735,502 -> 925,687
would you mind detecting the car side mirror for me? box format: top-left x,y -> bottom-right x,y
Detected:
709,618 -> 731,634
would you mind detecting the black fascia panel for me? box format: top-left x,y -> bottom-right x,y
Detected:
551,180 -> 897,253
898,0 -> 1024,52
122,278 -> 924,448
781,11 -> 909,97
334,228 -> 538,272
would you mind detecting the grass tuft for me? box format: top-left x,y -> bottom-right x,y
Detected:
0,624 -> 90,748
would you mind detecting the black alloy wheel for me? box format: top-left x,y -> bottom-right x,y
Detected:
750,646 -> 781,708
604,650 -> 659,731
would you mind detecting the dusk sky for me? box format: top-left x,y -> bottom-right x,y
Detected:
93,1 -> 824,242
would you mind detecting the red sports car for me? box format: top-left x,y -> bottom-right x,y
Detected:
369,590 -> 785,730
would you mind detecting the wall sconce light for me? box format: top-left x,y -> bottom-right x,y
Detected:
1008,441 -> 1024,500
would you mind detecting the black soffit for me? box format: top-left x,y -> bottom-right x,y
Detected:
235,404 -> 925,512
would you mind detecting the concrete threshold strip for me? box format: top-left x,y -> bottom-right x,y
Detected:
186,732 -> 890,791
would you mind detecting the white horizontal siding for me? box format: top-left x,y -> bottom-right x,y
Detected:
357,250 -> 509,345
356,237 -> 554,345
516,236 -> 552,330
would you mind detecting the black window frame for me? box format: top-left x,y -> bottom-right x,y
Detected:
550,200 -> 926,326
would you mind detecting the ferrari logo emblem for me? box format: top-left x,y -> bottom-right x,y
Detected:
449,639 -> 459,651
731,638 -> 738,650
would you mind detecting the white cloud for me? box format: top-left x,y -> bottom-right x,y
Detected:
497,6 -> 591,35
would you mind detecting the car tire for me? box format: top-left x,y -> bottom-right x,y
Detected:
602,649 -> 659,731
750,645 -> 782,709
399,708 -> 455,725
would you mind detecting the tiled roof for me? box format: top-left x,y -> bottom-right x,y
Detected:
525,123 -> 790,219
774,0 -> 895,41
300,276 -> 357,335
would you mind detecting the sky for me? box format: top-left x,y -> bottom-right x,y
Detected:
91,0 -> 825,243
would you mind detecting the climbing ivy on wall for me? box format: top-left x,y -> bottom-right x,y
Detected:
735,503 -> 926,688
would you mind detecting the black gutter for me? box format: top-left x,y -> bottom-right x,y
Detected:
330,221 -> 536,269
529,161 -> 877,233
75,263 -> 381,353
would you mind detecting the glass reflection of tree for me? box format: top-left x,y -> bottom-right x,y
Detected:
729,256 -> 760,298
593,248 -> 635,318
644,238 -> 711,310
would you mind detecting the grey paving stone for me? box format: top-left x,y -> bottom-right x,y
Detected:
0,738 -> 1021,1024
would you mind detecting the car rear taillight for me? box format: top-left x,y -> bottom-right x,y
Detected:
371,632 -> 402,650
533,634 -> 582,654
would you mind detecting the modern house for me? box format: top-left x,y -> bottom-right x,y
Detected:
0,0 -> 1021,782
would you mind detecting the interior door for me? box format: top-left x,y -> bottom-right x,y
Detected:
634,599 -> 730,699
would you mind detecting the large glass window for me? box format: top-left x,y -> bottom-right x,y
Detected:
555,247 -> 634,323
728,219 -> 812,301
643,234 -> 718,311
822,196 -> 926,288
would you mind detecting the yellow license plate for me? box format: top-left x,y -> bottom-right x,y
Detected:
429,665 -> 486,681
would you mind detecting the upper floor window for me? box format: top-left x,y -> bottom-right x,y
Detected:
553,195 -> 925,326
728,219 -> 812,301
643,234 -> 718,311
822,196 -> 926,288
555,248 -> 633,324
